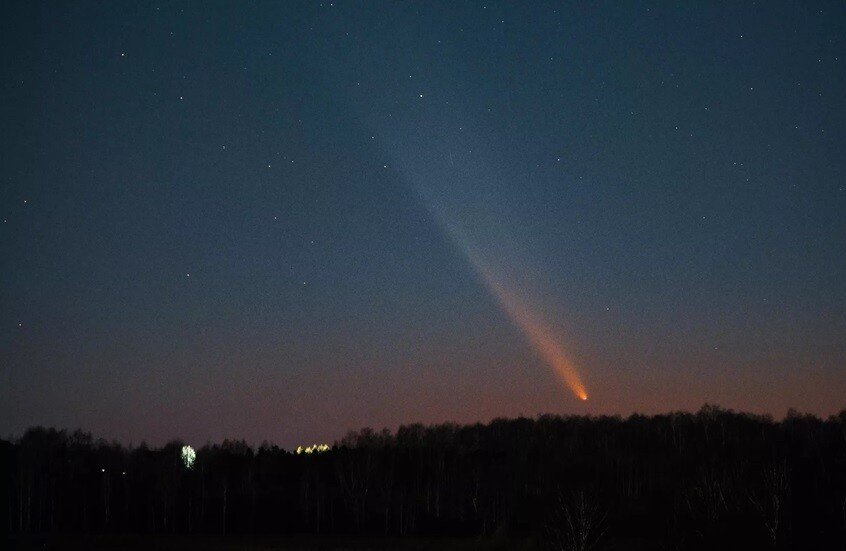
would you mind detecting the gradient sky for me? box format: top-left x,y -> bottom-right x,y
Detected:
2,1 -> 845,448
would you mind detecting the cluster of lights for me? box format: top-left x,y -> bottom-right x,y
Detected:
296,444 -> 330,455
181,445 -> 196,469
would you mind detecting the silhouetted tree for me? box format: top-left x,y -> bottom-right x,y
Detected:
5,407 -> 846,549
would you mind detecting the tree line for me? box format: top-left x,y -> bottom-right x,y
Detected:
3,405 -> 846,549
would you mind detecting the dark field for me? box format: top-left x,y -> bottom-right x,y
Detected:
6,408 -> 846,550
9,534 -> 542,551
9,533 -> 674,551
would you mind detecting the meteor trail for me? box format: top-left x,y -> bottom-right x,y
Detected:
481,277 -> 589,401
358,93 -> 590,401
422,193 -> 589,402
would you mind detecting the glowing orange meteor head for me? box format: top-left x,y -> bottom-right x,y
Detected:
423,204 -> 590,402
476,270 -> 589,402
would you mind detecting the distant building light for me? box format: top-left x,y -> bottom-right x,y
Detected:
181,445 -> 196,469
296,444 -> 330,455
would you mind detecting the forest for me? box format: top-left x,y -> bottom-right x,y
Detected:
4,406 -> 846,550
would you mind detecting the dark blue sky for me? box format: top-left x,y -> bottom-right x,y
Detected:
2,1 -> 845,447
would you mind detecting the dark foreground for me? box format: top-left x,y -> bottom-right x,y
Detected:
9,533 -> 660,551
5,407 -> 846,550
10,534 -> 502,551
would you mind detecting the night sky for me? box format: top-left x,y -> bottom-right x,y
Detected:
2,1 -> 845,448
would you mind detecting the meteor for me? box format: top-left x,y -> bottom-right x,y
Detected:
494,289 -> 589,401
364,110 -> 589,401
464,247 -> 589,401
424,196 -> 589,402
342,40 -> 590,401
